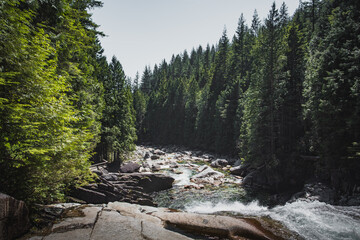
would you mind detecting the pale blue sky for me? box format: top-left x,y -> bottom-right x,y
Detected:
91,0 -> 301,79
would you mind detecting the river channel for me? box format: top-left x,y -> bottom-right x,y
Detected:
132,145 -> 360,240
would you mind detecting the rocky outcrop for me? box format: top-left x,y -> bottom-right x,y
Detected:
27,202 -> 289,240
70,170 -> 174,206
117,173 -> 175,193
0,193 -> 30,240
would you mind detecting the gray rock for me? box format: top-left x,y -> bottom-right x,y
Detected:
0,193 -> 30,240
291,182 -> 335,204
144,152 -> 150,159
142,220 -> 192,240
151,155 -> 160,160
52,206 -> 102,232
150,211 -> 279,240
101,173 -> 118,181
191,166 -> 224,180
210,159 -> 228,168
90,210 -> 144,240
120,162 -> 140,173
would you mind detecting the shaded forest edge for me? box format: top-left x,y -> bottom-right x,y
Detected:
0,0 -> 359,207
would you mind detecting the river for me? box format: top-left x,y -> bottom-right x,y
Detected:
138,147 -> 360,240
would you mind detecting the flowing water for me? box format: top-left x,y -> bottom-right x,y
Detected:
185,200 -> 360,240
153,162 -> 360,240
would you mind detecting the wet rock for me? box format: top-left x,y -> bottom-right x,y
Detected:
291,182 -> 335,204
151,155 -> 160,160
144,152 -> 151,159
120,162 -> 140,173
0,193 -> 30,240
153,149 -> 166,156
210,159 -> 228,168
191,166 -> 224,185
150,211 -> 282,240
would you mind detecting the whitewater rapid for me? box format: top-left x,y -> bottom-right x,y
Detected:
185,200 -> 360,240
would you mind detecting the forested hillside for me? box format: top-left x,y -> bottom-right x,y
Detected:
0,0 -> 136,203
135,0 -> 360,194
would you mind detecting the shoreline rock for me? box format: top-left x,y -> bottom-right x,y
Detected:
26,201 -> 291,240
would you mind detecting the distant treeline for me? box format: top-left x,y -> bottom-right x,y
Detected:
134,0 -> 360,193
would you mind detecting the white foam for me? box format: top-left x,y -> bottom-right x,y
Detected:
185,199 -> 360,240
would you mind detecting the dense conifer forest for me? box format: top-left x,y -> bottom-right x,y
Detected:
0,0 -> 359,204
134,0 -> 360,194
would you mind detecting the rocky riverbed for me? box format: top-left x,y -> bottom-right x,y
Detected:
13,145 -> 360,240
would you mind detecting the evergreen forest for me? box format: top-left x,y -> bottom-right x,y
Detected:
0,0 -> 359,204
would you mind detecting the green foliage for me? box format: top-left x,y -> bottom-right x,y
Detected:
0,0 -> 103,204
96,56 -> 136,163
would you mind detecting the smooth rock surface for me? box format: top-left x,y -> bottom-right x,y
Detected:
27,201 -> 287,240
44,229 -> 92,240
52,206 -> 102,232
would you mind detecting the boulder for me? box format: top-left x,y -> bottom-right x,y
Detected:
144,152 -> 151,159
191,166 -> 224,185
211,159 -> 229,168
151,155 -> 160,160
0,193 -> 30,240
230,166 -> 243,175
191,166 -> 224,180
118,173 -> 174,193
290,182 -> 335,204
120,162 -> 141,173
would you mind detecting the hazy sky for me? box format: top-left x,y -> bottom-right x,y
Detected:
91,0 -> 301,79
